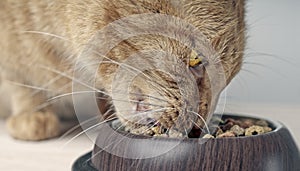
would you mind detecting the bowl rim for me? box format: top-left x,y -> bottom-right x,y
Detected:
108,113 -> 283,142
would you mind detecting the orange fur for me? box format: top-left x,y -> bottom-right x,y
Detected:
0,0 -> 245,140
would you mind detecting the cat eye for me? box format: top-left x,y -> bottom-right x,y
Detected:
189,50 -> 205,67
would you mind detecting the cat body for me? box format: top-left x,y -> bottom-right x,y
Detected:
0,0 -> 245,140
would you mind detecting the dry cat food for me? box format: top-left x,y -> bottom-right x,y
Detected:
124,124 -> 183,138
123,116 -> 273,138
203,117 -> 274,138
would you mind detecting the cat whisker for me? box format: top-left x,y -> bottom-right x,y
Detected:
60,116 -> 118,149
92,50 -> 153,81
58,116 -> 99,140
39,64 -> 168,103
91,50 -> 178,96
58,108 -> 115,140
189,118 -> 206,134
85,118 -> 134,164
128,107 -> 174,117
140,120 -> 160,135
187,110 -> 210,135
184,127 -> 188,137
47,89 -> 167,107
96,97 -> 165,108
61,106 -> 170,148
29,84 -> 73,113
230,72 -> 249,96
38,65 -> 110,95
243,61 -> 287,78
48,90 -> 98,102
20,30 -> 71,42
112,89 -> 169,103
87,113 -> 169,164
245,51 -> 296,67
5,80 -> 52,92
14,64 -> 78,100
239,68 -> 261,78
32,89 -> 167,115
30,73 -> 72,96
28,84 -> 71,113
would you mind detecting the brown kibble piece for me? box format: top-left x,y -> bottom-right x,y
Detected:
130,126 -> 153,135
263,126 -> 272,133
153,134 -> 168,138
245,125 -> 265,136
224,118 -> 236,124
168,129 -> 183,138
230,125 -> 245,136
220,121 -> 234,132
255,120 -> 269,127
217,131 -> 235,138
215,128 -> 224,137
203,134 -> 215,139
240,119 -> 254,128
151,126 -> 162,134
234,120 -> 243,127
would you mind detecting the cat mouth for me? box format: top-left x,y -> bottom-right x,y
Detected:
126,99 -> 182,129
129,99 -> 160,126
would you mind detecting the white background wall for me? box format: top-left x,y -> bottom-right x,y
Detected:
217,0 -> 300,145
225,0 -> 300,106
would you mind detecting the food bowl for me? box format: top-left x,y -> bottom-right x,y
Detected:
72,114 -> 300,171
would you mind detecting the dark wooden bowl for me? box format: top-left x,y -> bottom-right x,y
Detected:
72,114 -> 300,171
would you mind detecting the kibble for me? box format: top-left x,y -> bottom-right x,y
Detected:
203,134 -> 214,139
215,128 -> 224,137
230,125 -> 245,136
245,125 -> 265,136
217,131 -> 235,138
125,117 -> 273,138
255,120 -> 269,127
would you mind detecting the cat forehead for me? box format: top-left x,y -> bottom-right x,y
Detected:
170,0 -> 183,7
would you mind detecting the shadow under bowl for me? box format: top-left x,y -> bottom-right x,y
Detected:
72,114 -> 300,171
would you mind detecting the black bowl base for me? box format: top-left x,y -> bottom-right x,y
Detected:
72,152 -> 97,171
